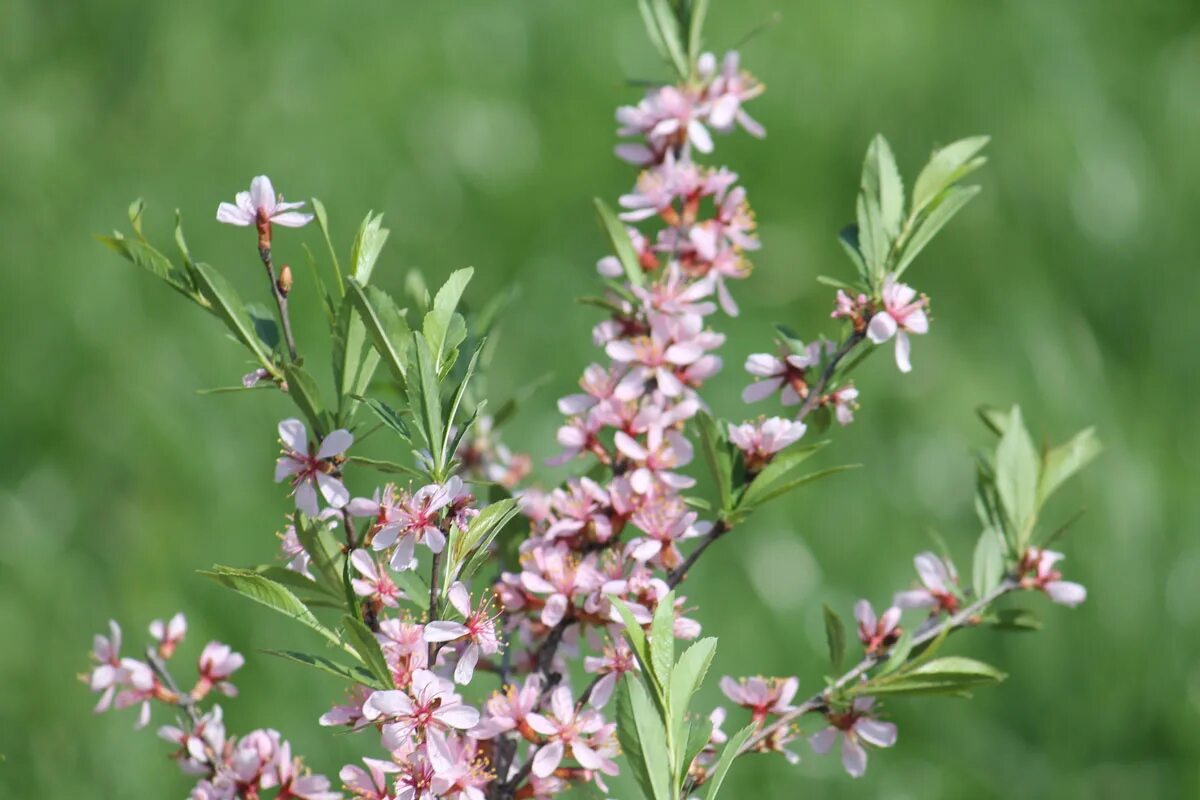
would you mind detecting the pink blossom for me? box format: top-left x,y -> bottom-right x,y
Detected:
279,525 -> 314,579
196,641 -> 244,698
362,669 -> 480,749
719,675 -> 799,723
809,696 -> 897,778
526,686 -> 612,778
113,657 -> 157,729
613,425 -> 695,494
830,384 -> 860,426
700,51 -> 766,138
474,674 -> 542,739
624,500 -> 702,570
741,351 -> 815,405
520,546 -> 603,627
88,620 -> 125,713
583,638 -> 637,708
369,481 -> 452,571
1020,547 -> 1087,607
275,419 -> 353,516
216,175 -> 313,228
421,582 -> 500,684
425,730 -> 490,800
854,600 -> 901,655
393,751 -> 450,800
893,552 -> 961,613
149,612 -> 187,659
727,417 -> 806,469
274,740 -> 342,799
350,550 -> 402,609
340,757 -> 399,800
866,274 -> 929,373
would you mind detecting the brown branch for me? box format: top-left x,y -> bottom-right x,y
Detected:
258,244 -> 299,362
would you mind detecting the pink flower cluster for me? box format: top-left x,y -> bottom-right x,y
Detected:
86,615 -> 338,799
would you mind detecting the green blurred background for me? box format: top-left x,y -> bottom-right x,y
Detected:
2,0 -> 1196,797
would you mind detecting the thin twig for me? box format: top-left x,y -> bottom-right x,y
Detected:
738,577 -> 1020,756
258,244 -> 299,362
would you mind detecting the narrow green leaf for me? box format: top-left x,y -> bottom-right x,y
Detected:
822,604 -> 846,670
704,723 -> 755,800
687,0 -> 710,65
695,411 -> 733,512
739,464 -> 860,510
1038,427 -> 1101,506
995,406 -> 1039,549
349,211 -> 390,285
682,717 -> 713,784
650,0 -> 689,78
310,197 -> 344,293
987,608 -> 1043,632
594,198 -> 646,288
837,223 -> 869,282
410,332 -> 445,471
98,233 -> 201,302
200,566 -> 340,646
971,526 -> 1007,598
669,637 -> 717,776
261,649 -> 380,687
354,396 -> 411,442
441,339 -> 485,467
894,185 -> 980,277
342,613 -> 392,687
612,598 -> 655,690
192,262 -> 275,371
869,656 -> 1007,697
616,677 -> 659,800
863,134 -> 904,239
878,629 -> 913,677
738,441 -> 828,508
346,279 -> 410,385
911,135 -> 989,216
649,591 -> 676,695
424,267 -> 474,365
453,499 -> 519,587
346,455 -> 424,479
282,363 -> 329,438
628,675 -> 674,800
254,565 -> 339,599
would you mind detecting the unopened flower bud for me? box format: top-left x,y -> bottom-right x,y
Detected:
277,264 -> 293,296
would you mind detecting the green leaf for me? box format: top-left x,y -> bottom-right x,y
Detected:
894,184 -> 980,277
346,455 -> 424,479
995,406 -> 1039,549
332,293 -> 380,424
862,134 -> 904,240
628,675 -> 675,800
253,565 -> 339,599
682,716 -> 713,783
878,629 -> 913,677
736,464 -> 860,512
349,211 -> 390,285
704,723 -> 755,800
738,441 -> 828,509
200,566 -> 340,646
423,267 -> 474,366
391,567 -> 432,608
687,0 -> 709,65
612,598 -> 655,690
128,197 -> 145,236
976,405 -> 1009,437
695,411 -> 733,512
341,613 -> 392,687
856,193 -> 887,285
822,604 -> 846,670
837,224 -> 869,282
192,262 -> 276,372
616,677 -> 664,800
410,332 -> 445,472
986,608 -> 1043,632
293,513 -> 343,589
245,303 -> 281,352
649,591 -> 676,695
868,656 -> 1007,697
971,526 -> 1007,598
355,396 -> 411,442
594,198 -> 646,288
261,649 -> 379,687
453,499 -> 520,587
309,197 -> 344,293
1038,427 -> 1101,506
282,363 -> 329,438
441,339 -> 485,468
346,279 -> 410,385
911,135 -> 989,217
98,232 -> 201,303
669,637 -> 717,779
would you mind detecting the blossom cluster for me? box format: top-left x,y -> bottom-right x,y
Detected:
87,20 -> 1095,800
85,614 -> 338,799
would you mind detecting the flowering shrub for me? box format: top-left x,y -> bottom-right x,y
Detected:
89,3 -> 1099,798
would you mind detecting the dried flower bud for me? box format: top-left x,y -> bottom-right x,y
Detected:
277,264 -> 293,296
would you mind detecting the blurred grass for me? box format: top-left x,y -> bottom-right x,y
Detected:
1,0 -> 1197,797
